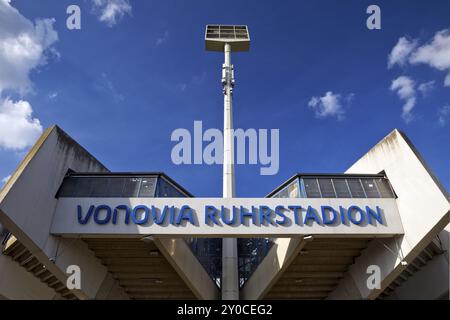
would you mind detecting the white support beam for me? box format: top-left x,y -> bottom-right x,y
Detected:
153,237 -> 220,300
240,237 -> 305,300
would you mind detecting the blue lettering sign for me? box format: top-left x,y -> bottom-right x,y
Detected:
76,204 -> 386,228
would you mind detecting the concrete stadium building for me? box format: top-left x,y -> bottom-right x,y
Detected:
0,125 -> 448,300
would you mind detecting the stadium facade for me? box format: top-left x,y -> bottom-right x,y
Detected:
0,125 -> 448,300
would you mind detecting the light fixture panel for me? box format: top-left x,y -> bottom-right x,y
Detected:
205,25 -> 250,52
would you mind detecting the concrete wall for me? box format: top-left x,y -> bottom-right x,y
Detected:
0,254 -> 60,300
328,129 -> 449,299
0,126 -> 128,299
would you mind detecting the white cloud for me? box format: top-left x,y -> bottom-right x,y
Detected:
308,91 -> 353,120
96,72 -> 124,103
0,97 -> 43,150
410,29 -> 450,71
389,29 -> 450,86
390,76 -> 416,123
92,0 -> 132,27
445,73 -> 450,87
48,91 -> 58,100
417,80 -> 435,96
156,31 -> 169,46
0,1 -> 58,94
388,37 -> 417,68
0,1 -> 56,151
438,105 -> 450,126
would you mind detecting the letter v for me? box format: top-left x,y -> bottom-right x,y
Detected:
77,205 -> 94,224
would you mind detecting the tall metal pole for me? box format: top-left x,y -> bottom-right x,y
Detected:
221,42 -> 239,300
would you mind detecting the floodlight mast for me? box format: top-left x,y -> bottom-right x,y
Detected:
205,25 -> 250,300
221,42 -> 238,301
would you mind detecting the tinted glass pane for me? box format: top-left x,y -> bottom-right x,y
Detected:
157,178 -> 185,197
122,178 -> 141,197
90,178 -> 109,197
58,177 -> 77,197
298,179 -> 307,198
361,178 -> 380,198
347,179 -> 366,198
303,178 -> 321,198
318,178 -> 336,198
274,187 -> 288,198
73,178 -> 93,197
273,180 -> 299,198
332,179 -> 351,198
58,176 -> 189,198
138,178 -> 157,197
107,178 -> 125,197
375,178 -> 395,198
287,181 -> 300,198
238,238 -> 274,287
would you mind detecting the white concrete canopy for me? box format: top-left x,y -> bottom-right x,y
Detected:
240,129 -> 449,300
328,129 -> 449,300
0,126 -> 219,300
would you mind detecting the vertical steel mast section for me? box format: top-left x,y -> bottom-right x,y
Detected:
221,42 -> 238,300
222,42 -> 235,199
205,25 -> 250,300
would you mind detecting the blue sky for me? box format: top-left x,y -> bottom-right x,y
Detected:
0,0 -> 449,197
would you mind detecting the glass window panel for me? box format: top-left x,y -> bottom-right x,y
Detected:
122,178 -> 141,197
274,187 -> 289,198
273,180 -> 299,199
73,178 -> 93,197
298,178 -> 307,198
332,179 -> 351,198
138,178 -> 157,197
287,181 -> 300,198
375,178 -> 395,198
361,178 -> 380,198
106,178 -> 125,197
318,178 -> 336,198
58,177 -> 78,197
157,178 -> 185,197
347,179 -> 366,198
90,178 -> 109,197
303,178 -> 321,198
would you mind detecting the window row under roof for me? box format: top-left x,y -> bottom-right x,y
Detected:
270,175 -> 395,199
57,174 -> 189,198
